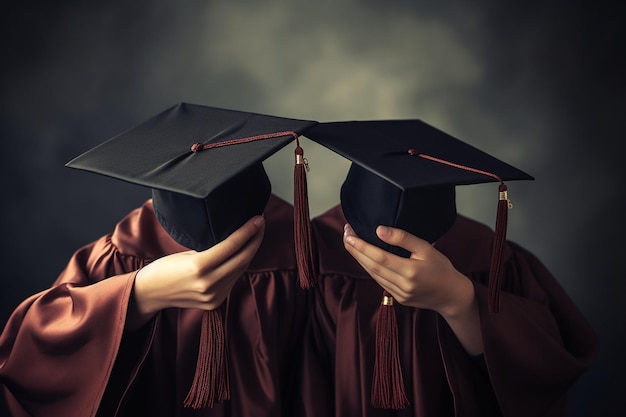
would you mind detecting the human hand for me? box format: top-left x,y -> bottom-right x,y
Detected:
342,223 -> 474,320
128,215 -> 265,328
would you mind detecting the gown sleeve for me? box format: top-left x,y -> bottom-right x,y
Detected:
0,226 -> 153,417
437,230 -> 598,417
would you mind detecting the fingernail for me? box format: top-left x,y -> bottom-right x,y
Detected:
253,216 -> 265,227
377,225 -> 390,237
345,236 -> 356,247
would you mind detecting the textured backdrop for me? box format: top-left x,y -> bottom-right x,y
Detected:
1,1 -> 624,415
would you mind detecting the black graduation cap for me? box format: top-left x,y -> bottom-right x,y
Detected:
305,120 -> 534,255
67,102 -> 318,252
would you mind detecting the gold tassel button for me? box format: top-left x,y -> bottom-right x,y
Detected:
499,190 -> 513,209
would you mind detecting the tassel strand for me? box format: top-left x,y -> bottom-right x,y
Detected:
184,309 -> 230,409
488,183 -> 511,313
371,291 -> 409,409
294,142 -> 316,289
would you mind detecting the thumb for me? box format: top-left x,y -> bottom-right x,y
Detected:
196,215 -> 265,266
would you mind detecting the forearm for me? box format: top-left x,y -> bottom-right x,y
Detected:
124,269 -> 170,331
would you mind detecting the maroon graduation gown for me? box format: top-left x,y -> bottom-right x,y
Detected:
0,196 -> 310,417
1,198 -> 597,417
310,205 -> 598,417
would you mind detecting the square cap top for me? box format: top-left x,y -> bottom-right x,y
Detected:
305,120 -> 534,190
66,102 -> 318,199
305,119 -> 534,257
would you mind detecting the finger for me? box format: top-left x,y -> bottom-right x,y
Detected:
343,224 -> 408,292
375,225 -> 432,261
200,220 -> 265,290
196,215 -> 265,268
344,223 -> 412,278
193,225 -> 266,308
213,222 -> 265,278
345,245 -> 407,298
344,246 -> 401,288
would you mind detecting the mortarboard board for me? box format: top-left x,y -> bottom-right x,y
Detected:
67,103 -> 534,410
305,120 -> 533,254
66,102 -> 318,252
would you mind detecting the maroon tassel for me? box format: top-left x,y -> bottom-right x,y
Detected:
294,143 -> 316,289
488,183 -> 511,314
184,309 -> 230,409
407,150 -> 513,314
371,291 -> 409,409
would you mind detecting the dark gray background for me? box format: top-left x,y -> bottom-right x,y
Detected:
1,1 -> 624,415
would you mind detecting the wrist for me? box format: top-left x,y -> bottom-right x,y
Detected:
438,272 -> 476,321
437,273 -> 484,355
127,269 -> 164,329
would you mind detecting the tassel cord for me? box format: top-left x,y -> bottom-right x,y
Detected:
371,291 -> 409,409
294,143 -> 316,289
184,309 -> 230,409
488,183 -> 510,313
